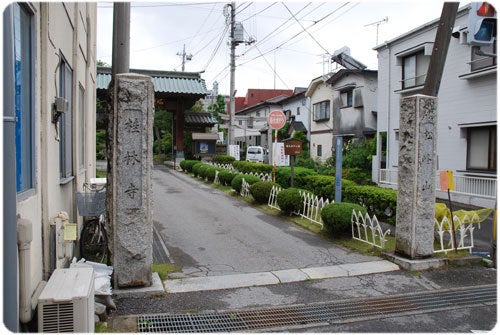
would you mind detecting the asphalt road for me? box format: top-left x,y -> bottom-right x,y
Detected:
152,166 -> 378,278
110,166 -> 497,333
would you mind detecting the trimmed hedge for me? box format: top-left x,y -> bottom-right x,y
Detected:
249,181 -> 280,204
232,161 -> 273,174
214,155 -> 236,165
344,167 -> 375,185
343,185 -> 397,224
191,162 -> 205,177
302,175 -> 357,201
179,159 -> 201,173
218,170 -> 238,186
275,167 -> 317,189
321,202 -> 366,236
231,174 -> 262,193
276,188 -> 303,215
196,164 -> 211,179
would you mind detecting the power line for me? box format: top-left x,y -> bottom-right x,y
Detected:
282,2 -> 331,55
202,24 -> 230,71
240,2 -> 277,22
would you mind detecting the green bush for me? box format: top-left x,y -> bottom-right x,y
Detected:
231,174 -> 262,193
204,166 -> 222,183
321,202 -> 366,236
233,161 -> 273,174
219,170 -> 238,186
275,167 -> 317,189
301,175 -> 357,201
344,167 -> 375,185
180,159 -> 201,173
276,188 -> 303,215
343,185 -> 397,224
192,162 -> 205,177
196,164 -> 212,179
249,181 -> 280,204
214,155 -> 236,165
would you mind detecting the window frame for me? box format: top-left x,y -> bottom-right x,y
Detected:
401,50 -> 430,89
312,100 -> 330,122
340,89 -> 353,108
59,55 -> 74,182
466,126 -> 496,172
317,144 -> 322,157
470,41 -> 497,72
13,3 -> 36,196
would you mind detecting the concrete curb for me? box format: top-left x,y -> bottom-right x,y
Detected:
163,260 -> 400,293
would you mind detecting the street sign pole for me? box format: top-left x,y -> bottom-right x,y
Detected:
267,110 -> 286,182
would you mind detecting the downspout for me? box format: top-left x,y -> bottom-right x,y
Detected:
3,4 -> 19,331
17,218 -> 33,323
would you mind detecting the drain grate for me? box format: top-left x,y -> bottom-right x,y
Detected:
137,285 -> 496,332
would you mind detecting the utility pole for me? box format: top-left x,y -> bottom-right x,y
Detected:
228,1 -> 236,147
177,44 -> 192,72
112,2 -> 130,77
423,2 -> 459,97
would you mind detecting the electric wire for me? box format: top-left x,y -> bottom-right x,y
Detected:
202,24 -> 230,71
282,2 -> 331,55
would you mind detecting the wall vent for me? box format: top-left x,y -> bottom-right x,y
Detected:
38,268 -> 94,332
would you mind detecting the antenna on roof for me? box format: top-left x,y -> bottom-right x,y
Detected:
364,16 -> 388,45
331,47 -> 367,70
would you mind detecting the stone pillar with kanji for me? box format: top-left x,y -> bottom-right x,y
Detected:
108,73 -> 153,287
395,94 -> 438,259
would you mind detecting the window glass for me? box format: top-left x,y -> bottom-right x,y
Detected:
317,144 -> 322,157
59,58 -> 73,179
471,41 -> 497,71
467,126 -> 496,171
313,101 -> 330,121
79,85 -> 85,171
13,3 -> 34,193
402,51 -> 429,89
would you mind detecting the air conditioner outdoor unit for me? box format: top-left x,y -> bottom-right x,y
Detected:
38,267 -> 95,332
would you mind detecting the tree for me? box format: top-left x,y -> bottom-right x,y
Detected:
97,59 -> 109,67
208,94 -> 226,124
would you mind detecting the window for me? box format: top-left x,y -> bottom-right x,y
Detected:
317,144 -> 322,157
467,126 -> 496,171
340,90 -> 353,107
402,51 -> 430,89
78,85 -> 85,171
471,41 -> 496,71
313,100 -> 330,121
59,57 -> 73,180
13,3 -> 35,193
296,106 -> 300,115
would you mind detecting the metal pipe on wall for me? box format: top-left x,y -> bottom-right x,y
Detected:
3,4 -> 20,332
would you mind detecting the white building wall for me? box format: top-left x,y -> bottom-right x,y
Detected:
282,95 -> 311,140
375,6 -> 496,204
12,2 -> 97,308
309,81 -> 334,162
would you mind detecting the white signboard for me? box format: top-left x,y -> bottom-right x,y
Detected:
272,142 -> 289,166
228,144 -> 240,161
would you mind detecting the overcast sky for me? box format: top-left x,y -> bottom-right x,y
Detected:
97,0 -> 467,96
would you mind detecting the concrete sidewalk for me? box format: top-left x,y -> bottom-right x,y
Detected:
163,260 -> 400,293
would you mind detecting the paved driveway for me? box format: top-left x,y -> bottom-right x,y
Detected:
152,167 -> 378,278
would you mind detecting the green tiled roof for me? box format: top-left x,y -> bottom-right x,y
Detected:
185,112 -> 218,127
96,67 -> 210,96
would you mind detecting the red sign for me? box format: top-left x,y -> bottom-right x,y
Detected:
268,110 -> 286,129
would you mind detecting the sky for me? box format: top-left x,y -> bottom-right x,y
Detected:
96,0 -> 468,97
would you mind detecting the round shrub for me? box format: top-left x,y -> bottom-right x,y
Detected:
204,166 -> 221,182
196,164 -> 212,179
180,159 -> 201,173
191,162 -> 204,177
219,170 -> 238,186
249,181 -> 280,204
214,155 -> 236,165
321,202 -> 366,236
276,188 -> 302,215
231,174 -> 261,193
343,185 -> 397,224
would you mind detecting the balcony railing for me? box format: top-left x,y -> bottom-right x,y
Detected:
379,169 -> 497,199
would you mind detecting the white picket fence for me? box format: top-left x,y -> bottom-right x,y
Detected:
434,213 -> 479,253
240,178 -> 251,197
268,186 -> 330,226
298,191 -> 330,226
351,210 -> 391,249
268,185 -> 282,210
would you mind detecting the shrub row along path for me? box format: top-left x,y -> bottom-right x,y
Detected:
152,165 -> 393,292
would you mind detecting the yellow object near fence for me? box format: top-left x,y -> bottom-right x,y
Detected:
435,203 -> 494,230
